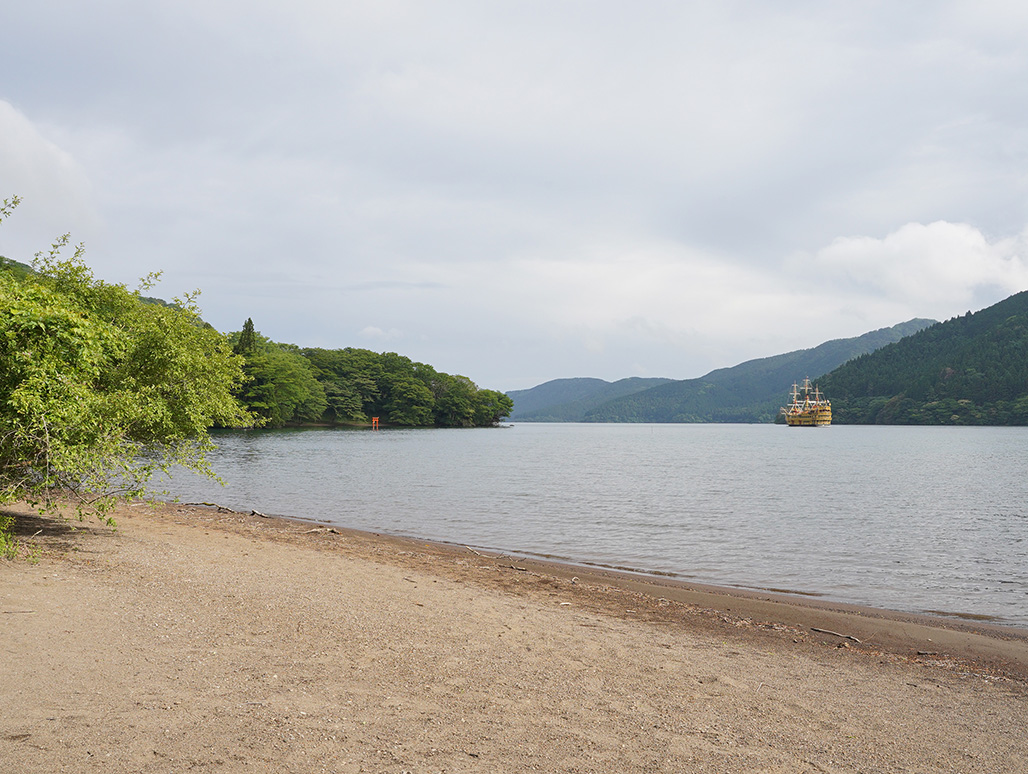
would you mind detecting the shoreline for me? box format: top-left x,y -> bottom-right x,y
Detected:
180,499 -> 1028,682
5,498 -> 1028,772
193,499 -> 1028,635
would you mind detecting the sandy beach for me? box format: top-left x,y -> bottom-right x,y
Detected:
3,500 -> 1028,773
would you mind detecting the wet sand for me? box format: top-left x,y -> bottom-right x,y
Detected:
2,500 -> 1027,772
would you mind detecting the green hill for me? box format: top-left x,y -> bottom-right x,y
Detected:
507,377 -> 672,421
820,291 -> 1028,424
580,318 -> 935,423
0,256 -> 34,281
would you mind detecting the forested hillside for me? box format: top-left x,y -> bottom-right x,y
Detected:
820,292 -> 1028,424
0,255 -> 33,280
584,318 -> 933,423
229,319 -> 512,428
507,377 -> 672,421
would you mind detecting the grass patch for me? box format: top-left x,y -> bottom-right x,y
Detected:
0,513 -> 19,559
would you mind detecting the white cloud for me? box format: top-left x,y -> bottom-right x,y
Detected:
359,326 -> 402,341
802,221 -> 1028,318
5,4 -> 1028,389
0,100 -> 100,259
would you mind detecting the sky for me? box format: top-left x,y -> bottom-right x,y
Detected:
3,1 -> 1028,391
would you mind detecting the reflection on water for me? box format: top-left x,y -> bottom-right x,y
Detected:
168,423 -> 1028,627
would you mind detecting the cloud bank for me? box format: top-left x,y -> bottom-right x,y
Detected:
2,2 -> 1028,389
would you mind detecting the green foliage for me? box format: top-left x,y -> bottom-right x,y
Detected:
0,513 -> 18,559
234,317 -> 258,356
230,329 -> 511,429
0,255 -> 33,281
0,199 -> 253,519
227,325 -> 327,428
473,389 -> 515,426
299,345 -> 513,428
820,292 -> 1028,424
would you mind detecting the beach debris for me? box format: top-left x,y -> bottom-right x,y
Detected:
811,627 -> 861,644
182,501 -> 272,518
183,501 -> 238,513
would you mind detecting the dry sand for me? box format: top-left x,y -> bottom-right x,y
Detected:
3,500 -> 1028,773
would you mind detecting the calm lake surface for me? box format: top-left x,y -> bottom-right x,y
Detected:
167,423 -> 1028,627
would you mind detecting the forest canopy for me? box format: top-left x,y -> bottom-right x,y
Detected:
228,318 -> 513,429
819,291 -> 1028,425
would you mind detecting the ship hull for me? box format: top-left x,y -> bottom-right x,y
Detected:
785,407 -> 832,426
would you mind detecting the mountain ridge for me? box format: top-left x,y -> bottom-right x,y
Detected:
821,291 -> 1028,424
507,377 -> 672,421
508,318 -> 935,423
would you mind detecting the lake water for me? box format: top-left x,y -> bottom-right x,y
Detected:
166,423 -> 1028,628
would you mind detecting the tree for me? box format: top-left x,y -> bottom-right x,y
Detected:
234,317 -> 258,356
384,376 -> 435,426
0,199 -> 253,520
228,324 -> 327,427
433,374 -> 478,427
473,389 -> 514,426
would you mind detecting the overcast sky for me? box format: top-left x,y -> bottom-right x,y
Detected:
3,2 -> 1028,390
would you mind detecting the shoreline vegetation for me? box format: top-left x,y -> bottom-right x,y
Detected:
4,498 -> 1028,771
0,218 -> 510,545
228,317 -> 513,431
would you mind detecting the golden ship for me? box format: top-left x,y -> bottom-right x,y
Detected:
782,377 -> 832,427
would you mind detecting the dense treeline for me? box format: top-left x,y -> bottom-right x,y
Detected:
820,291 -> 1028,424
229,318 -> 512,428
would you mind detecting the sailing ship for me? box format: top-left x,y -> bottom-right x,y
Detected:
782,377 -> 832,426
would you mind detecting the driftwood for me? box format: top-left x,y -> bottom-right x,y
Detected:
810,627 -> 861,643
182,502 -> 270,518
183,501 -> 238,513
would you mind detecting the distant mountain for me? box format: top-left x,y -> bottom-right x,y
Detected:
583,318 -> 935,423
820,291 -> 1028,424
507,377 -> 673,421
509,318 -> 935,423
